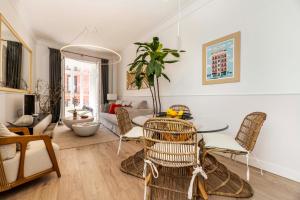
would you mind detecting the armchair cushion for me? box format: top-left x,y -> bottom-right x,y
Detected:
0,123 -> 17,160
3,140 -> 59,183
202,133 -> 247,153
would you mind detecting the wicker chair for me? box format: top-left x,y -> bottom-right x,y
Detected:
169,104 -> 191,114
143,118 -> 207,200
0,127 -> 60,192
115,107 -> 143,155
201,112 -> 267,181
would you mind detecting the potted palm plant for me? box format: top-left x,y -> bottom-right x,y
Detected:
128,37 -> 185,115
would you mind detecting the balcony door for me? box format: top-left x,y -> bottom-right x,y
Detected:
64,58 -> 99,119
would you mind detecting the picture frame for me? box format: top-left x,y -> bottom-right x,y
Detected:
202,31 -> 241,85
126,71 -> 148,90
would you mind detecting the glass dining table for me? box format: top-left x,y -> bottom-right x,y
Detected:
120,115 -> 229,179
132,115 -> 229,133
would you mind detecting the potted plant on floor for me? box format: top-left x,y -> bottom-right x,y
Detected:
128,37 -> 185,115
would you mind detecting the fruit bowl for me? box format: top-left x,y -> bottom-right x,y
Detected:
156,112 -> 193,120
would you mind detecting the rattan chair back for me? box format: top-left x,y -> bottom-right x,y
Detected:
143,118 -> 197,168
235,112 -> 267,152
169,104 -> 191,114
115,107 -> 133,136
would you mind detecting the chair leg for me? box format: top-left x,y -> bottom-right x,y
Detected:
197,178 -> 208,200
251,152 -> 264,176
117,136 -> 123,155
144,173 -> 152,200
246,153 -> 250,181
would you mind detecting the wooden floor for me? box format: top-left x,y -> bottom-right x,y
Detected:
1,135 -> 300,200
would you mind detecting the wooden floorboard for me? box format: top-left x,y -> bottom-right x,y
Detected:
1,135 -> 299,200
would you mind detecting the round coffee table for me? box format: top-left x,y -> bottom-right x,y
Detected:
72,122 -> 100,137
63,116 -> 94,130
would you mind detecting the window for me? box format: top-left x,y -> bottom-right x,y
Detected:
74,76 -> 78,93
67,75 -> 71,93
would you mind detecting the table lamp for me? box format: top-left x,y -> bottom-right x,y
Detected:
107,93 -> 117,103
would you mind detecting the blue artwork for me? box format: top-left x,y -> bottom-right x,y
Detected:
206,39 -> 234,80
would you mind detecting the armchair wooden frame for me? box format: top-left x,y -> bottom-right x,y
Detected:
0,128 -> 60,192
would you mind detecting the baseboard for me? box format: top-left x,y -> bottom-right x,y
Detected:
215,152 -> 300,183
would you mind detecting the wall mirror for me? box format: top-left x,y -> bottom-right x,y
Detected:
0,13 -> 32,93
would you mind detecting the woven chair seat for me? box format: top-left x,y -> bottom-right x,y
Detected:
202,133 -> 247,153
147,143 -> 199,168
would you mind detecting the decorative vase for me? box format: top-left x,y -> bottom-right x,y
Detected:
73,109 -> 77,119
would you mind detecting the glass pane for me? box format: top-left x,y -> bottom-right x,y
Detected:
64,58 -> 99,119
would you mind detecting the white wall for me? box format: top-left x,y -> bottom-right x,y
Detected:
0,0 -> 36,123
118,0 -> 300,182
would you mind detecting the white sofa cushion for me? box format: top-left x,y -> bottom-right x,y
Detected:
202,133 -> 247,153
0,123 -> 17,160
100,113 -> 118,125
124,126 -> 143,138
3,140 -> 59,183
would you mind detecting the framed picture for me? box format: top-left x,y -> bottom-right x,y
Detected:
126,71 -> 148,90
202,31 -> 241,85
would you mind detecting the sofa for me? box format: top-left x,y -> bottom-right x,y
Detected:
100,101 -> 152,136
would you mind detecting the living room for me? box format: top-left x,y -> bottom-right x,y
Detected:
0,0 -> 299,200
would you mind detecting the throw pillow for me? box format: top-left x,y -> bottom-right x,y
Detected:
104,103 -> 111,113
11,115 -> 34,126
137,100 -> 148,109
0,123 -> 17,160
108,104 -> 122,114
116,100 -> 123,105
122,101 -> 132,107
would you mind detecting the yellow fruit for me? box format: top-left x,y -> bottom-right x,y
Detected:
170,110 -> 177,117
167,108 -> 173,115
178,111 -> 184,116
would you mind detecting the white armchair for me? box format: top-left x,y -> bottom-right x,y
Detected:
0,128 -> 60,192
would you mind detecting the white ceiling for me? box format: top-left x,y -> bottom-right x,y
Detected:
10,0 -> 197,51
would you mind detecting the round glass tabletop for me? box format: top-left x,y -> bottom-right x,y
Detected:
132,115 -> 229,133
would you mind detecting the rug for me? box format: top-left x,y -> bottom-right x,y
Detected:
53,125 -> 119,149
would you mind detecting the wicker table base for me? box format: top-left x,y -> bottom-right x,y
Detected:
120,151 -> 253,198
203,154 -> 253,198
120,149 -> 145,179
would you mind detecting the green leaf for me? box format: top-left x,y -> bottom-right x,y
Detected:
134,42 -> 148,46
164,60 -> 179,63
135,62 -> 143,76
154,61 -> 162,77
171,52 -> 180,57
147,74 -> 155,86
147,59 -> 155,76
135,78 -> 142,89
162,73 -> 170,82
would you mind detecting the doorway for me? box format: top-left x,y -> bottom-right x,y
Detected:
63,58 -> 99,119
